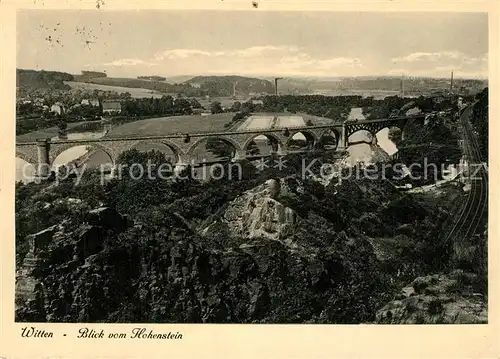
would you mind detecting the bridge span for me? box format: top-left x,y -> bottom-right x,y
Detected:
16,115 -> 424,177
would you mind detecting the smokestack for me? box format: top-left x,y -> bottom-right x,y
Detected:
450,71 -> 454,93
400,73 -> 405,98
274,77 -> 283,96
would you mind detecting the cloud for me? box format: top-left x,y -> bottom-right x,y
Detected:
154,49 -> 212,60
315,57 -> 363,69
153,45 -> 303,61
392,51 -> 462,63
87,46 -> 365,77
85,47 -> 486,79
87,58 -> 157,67
224,45 -> 302,57
154,45 -> 303,60
389,51 -> 487,79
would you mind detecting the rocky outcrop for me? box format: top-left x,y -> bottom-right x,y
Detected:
219,179 -> 297,241
88,206 -> 132,231
376,270 -> 487,324
15,206 -> 131,306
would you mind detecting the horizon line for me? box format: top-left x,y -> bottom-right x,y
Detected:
16,67 -> 489,81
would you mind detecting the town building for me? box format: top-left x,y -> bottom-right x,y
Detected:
34,98 -> 45,106
50,102 -> 65,115
102,101 -> 122,115
81,99 -> 100,107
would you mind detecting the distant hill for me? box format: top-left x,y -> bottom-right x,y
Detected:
90,77 -> 173,90
73,71 -> 108,83
185,75 -> 274,96
16,69 -> 74,90
137,76 -> 167,82
262,76 -> 487,96
164,75 -> 195,84
78,76 -> 208,97
17,69 -> 487,98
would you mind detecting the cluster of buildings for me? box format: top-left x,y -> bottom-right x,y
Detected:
17,97 -> 123,116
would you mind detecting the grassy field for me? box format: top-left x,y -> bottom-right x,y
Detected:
197,97 -> 243,109
65,81 -> 166,98
106,112 -> 334,138
106,113 -> 235,137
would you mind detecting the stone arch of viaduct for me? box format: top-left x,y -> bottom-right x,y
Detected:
345,118 -> 412,141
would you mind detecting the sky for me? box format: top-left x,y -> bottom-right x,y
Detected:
17,10 -> 488,79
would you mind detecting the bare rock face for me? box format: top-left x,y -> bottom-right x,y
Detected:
223,180 -> 296,241
376,270 -> 487,324
15,206 -> 131,307
27,225 -> 60,255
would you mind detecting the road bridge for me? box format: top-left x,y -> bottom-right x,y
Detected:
16,115 -> 425,177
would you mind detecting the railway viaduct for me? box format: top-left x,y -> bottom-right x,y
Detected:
16,115 -> 424,176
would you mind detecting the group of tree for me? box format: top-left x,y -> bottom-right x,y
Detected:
16,69 -> 74,90
82,77 -> 206,97
397,116 -> 461,186
120,96 -> 201,117
259,95 -> 362,119
67,103 -> 103,119
83,75 -> 275,98
137,76 -> 167,82
472,88 -> 488,161
74,71 -> 108,82
187,76 -> 274,97
16,115 -> 62,135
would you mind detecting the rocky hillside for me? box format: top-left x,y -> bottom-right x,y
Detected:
16,200 -> 390,323
15,141 -> 485,323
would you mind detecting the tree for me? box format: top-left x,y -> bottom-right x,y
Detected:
189,98 -> 203,109
205,138 -> 235,159
57,119 -> 67,136
210,101 -> 223,114
240,102 -> 254,114
231,101 -> 241,112
472,88 -> 488,161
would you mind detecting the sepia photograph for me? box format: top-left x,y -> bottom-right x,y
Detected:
13,8 -> 489,325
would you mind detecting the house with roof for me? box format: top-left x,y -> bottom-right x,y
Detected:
50,102 -> 65,115
102,101 -> 122,115
34,98 -> 45,107
81,99 -> 100,107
